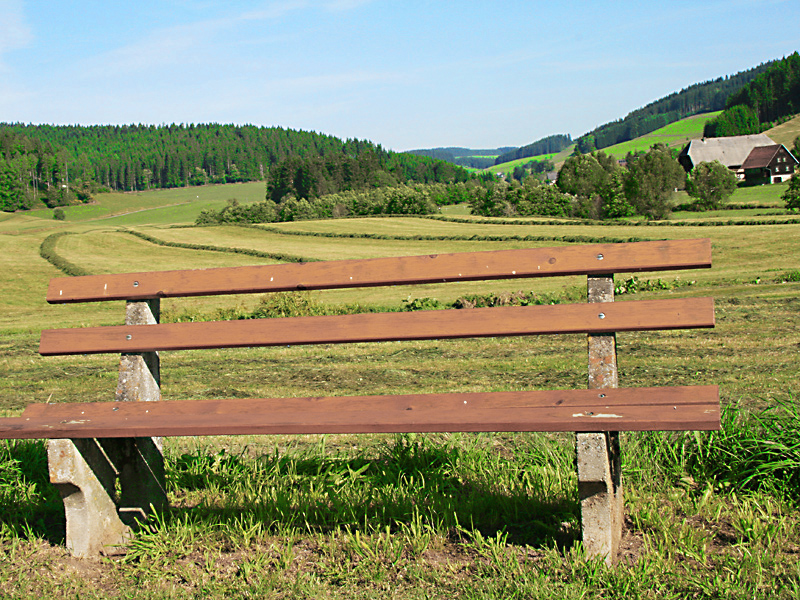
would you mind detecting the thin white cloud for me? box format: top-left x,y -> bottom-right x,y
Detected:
0,0 -> 33,70
80,0 -> 371,77
99,23 -> 215,72
240,0 -> 310,21
323,0 -> 372,11
269,69 -> 403,93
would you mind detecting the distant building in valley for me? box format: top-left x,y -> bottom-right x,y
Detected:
740,144 -> 798,184
677,134 -> 792,182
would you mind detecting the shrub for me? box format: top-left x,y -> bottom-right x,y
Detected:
783,172 -> 800,210
686,161 -> 738,210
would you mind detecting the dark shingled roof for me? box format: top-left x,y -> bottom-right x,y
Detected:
742,145 -> 781,169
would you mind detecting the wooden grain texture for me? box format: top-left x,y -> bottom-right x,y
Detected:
40,297 -> 715,356
0,386 -> 721,439
46,239 -> 712,304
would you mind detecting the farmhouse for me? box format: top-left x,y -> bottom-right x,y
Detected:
678,133 -> 776,180
741,144 -> 799,184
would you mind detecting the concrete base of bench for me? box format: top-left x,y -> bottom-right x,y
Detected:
48,436 -> 167,557
577,432 -> 622,559
48,439 -> 131,557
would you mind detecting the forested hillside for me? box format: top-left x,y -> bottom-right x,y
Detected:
704,52 -> 800,137
0,129 -> 94,211
493,134 -> 572,165
575,60 -> 776,152
406,147 -> 516,169
0,123 -> 469,212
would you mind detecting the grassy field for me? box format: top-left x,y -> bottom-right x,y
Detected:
765,114 -> 800,147
487,153 -> 558,176
1,184 -> 800,598
599,112 -> 721,159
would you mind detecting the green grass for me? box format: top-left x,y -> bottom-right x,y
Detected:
601,112 -> 722,158
24,181 -> 266,226
765,114 -> 800,147
1,182 -> 800,597
489,153 -> 558,176
729,180 -> 790,206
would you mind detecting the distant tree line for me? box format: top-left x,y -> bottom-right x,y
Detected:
197,182 -> 487,224
472,145 -> 741,221
0,123 -> 470,211
0,130 -> 94,211
575,60 -> 776,153
542,145 -> 738,220
265,151 -> 469,204
406,147 -> 516,170
198,140 -> 785,225
493,134 -> 572,165
704,52 -> 800,137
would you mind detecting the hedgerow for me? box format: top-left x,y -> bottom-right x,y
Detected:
38,232 -> 91,277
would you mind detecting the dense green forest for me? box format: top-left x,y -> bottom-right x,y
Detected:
575,60 -> 776,152
0,129 -> 94,211
704,52 -> 800,137
0,123 -> 470,212
493,134 -> 572,165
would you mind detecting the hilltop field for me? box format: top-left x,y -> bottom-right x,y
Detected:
1,184 -> 800,598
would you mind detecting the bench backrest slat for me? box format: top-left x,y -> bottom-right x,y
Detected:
40,297 -> 715,355
46,239 -> 712,304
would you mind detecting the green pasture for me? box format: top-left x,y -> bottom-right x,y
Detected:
1,183 -> 800,598
728,180 -> 790,206
601,112 -> 721,158
489,152 -> 558,176
765,113 -> 800,147
25,181 -> 266,226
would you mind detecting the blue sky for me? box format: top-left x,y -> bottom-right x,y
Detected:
1,1 -> 798,151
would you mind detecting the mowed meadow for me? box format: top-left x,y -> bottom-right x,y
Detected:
1,183 -> 800,599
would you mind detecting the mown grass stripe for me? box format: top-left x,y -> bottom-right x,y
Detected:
252,224 -> 649,245
123,229 -> 319,263
426,214 -> 800,227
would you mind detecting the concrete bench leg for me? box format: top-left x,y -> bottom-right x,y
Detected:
577,431 -> 622,561
48,438 -> 131,557
48,299 -> 166,557
579,275 -> 623,563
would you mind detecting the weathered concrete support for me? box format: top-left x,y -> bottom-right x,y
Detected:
113,299 -> 167,525
577,274 -> 623,563
48,438 -> 131,557
48,299 -> 166,557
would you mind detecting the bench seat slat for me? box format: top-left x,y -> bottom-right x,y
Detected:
40,297 -> 715,356
46,239 -> 712,304
0,386 -> 720,439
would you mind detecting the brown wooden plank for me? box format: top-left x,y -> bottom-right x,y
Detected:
0,386 -> 720,439
40,297 -> 715,355
46,239 -> 712,303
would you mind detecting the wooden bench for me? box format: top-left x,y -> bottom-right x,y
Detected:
0,238 -> 719,561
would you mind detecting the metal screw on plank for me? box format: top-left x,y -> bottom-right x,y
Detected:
598,313 -> 606,319
597,254 -> 604,260
126,335 -> 132,340
133,281 -> 139,287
